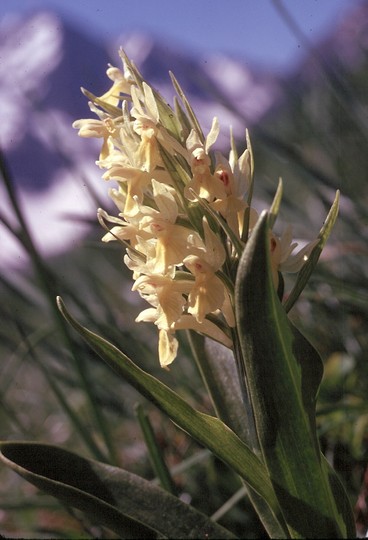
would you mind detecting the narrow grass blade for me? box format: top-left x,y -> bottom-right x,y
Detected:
135,403 -> 177,495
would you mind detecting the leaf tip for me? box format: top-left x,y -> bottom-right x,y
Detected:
56,296 -> 70,325
56,295 -> 64,311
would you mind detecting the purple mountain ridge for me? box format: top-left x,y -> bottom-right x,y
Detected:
0,9 -> 281,268
0,4 -> 365,268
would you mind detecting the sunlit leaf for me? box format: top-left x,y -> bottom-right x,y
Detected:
269,177 -> 283,230
56,296 -> 283,525
234,211 -> 350,538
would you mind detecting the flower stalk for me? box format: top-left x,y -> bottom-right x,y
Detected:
69,49 -> 355,537
73,49 -> 317,369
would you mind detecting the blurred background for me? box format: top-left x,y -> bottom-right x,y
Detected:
0,0 -> 367,537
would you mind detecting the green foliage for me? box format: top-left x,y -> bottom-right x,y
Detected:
234,212 -> 354,538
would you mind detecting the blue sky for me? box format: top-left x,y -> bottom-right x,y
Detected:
0,0 -> 361,71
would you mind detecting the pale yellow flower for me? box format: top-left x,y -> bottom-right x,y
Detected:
98,65 -> 133,106
130,83 -> 162,172
270,225 -> 319,287
211,148 -> 257,238
184,117 -> 224,202
133,273 -> 193,328
72,103 -> 119,160
174,315 -> 232,349
158,329 -> 178,368
139,180 -> 200,273
183,218 -> 235,326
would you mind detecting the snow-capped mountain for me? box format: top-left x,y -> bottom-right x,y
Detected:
1,3 -> 366,268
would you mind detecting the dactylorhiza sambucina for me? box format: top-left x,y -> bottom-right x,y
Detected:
73,49 -> 317,367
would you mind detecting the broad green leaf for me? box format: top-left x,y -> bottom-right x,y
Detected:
56,297 -> 282,525
234,211 -> 348,538
0,441 -> 235,539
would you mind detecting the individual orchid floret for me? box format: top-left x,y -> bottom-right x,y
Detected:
158,329 -> 179,368
98,207 -> 150,250
157,312 -> 233,367
183,218 -> 235,326
123,237 -> 157,279
129,83 -> 163,172
139,180 -> 201,274
133,301 -> 180,368
97,127 -> 173,215
184,117 -> 224,202
133,273 -> 193,329
98,64 -> 134,107
136,297 -> 233,368
184,254 -> 235,326
72,102 -> 120,160
211,150 -> 258,238
134,275 -> 192,368
101,158 -> 154,216
130,82 -> 188,172
270,225 -> 319,287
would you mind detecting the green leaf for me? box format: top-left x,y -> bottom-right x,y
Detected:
234,211 -> 348,538
80,87 -> 123,117
56,297 -> 282,525
269,177 -> 283,230
321,455 -> 356,539
0,441 -> 237,539
169,71 -> 205,142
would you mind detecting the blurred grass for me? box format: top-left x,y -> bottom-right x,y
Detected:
1,5 -> 368,536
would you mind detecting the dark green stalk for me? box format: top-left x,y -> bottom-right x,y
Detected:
187,331 -> 235,425
186,331 -> 289,538
135,403 -> 177,495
